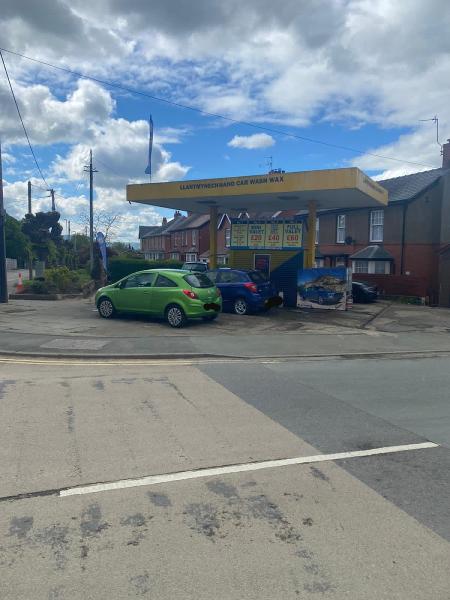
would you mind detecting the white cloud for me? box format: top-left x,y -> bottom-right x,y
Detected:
228,133 -> 275,150
2,0 -> 450,221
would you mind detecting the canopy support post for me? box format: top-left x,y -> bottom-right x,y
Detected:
209,205 -> 218,269
305,200 -> 317,268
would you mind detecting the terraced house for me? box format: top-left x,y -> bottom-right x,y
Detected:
312,141 -> 450,305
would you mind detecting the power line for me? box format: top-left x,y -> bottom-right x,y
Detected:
0,46 -> 437,170
0,49 -> 49,187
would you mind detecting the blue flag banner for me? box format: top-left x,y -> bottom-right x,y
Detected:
96,231 -> 108,272
145,115 -> 153,179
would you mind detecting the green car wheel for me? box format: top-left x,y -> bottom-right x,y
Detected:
97,297 -> 116,319
166,304 -> 187,328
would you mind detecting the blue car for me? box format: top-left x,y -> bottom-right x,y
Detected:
207,268 -> 281,315
299,285 -> 343,305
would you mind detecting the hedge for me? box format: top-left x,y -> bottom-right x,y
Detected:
108,258 -> 183,282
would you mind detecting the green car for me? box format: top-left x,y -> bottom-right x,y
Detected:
95,269 -> 222,327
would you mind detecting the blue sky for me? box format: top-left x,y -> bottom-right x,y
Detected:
1,0 -> 448,240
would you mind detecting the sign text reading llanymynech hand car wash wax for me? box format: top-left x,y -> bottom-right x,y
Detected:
230,220 -> 303,250
179,174 -> 284,191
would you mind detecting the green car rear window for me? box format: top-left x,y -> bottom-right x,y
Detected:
184,274 -> 214,288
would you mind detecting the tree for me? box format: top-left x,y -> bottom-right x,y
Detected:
78,211 -> 121,242
21,211 -> 63,264
5,214 -> 31,262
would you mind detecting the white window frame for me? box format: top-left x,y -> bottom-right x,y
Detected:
191,230 -> 197,246
336,215 -> 346,244
370,210 -> 384,242
225,228 -> 231,248
315,217 -> 319,245
217,255 -> 228,265
185,253 -> 197,262
353,260 -> 368,274
171,252 -> 179,259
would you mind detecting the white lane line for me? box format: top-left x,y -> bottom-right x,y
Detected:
60,441 -> 438,498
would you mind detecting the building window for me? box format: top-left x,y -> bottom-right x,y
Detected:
171,252 -> 179,259
336,215 -> 346,243
192,230 -> 197,246
314,258 -> 324,268
315,218 -> 319,245
353,260 -> 368,274
186,253 -> 197,262
335,257 -> 346,267
225,228 -> 231,248
181,231 -> 187,246
374,261 -> 390,274
370,210 -> 384,242
217,255 -> 228,265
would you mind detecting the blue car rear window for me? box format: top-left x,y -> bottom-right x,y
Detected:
184,274 -> 215,288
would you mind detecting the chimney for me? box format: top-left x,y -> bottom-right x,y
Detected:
162,217 -> 167,225
443,139 -> 450,169
174,210 -> 181,219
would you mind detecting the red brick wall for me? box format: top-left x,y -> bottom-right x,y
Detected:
353,274 -> 429,298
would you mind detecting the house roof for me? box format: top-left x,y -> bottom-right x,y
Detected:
169,213 -> 210,231
138,225 -> 160,239
143,216 -> 186,237
350,245 -> 395,260
377,168 -> 449,203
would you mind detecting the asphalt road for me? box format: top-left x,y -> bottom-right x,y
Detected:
1,355 -> 449,599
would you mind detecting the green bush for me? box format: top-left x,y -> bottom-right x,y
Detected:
23,267 -> 92,294
28,280 -> 51,294
108,258 -> 183,282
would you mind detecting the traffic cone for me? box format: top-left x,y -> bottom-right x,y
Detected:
16,272 -> 24,293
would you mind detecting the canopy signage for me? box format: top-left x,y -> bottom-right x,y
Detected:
230,220 -> 303,250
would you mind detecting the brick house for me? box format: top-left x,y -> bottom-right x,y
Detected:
166,213 -> 210,262
140,212 -> 185,260
307,142 -> 450,304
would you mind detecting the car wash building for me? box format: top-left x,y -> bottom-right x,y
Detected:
127,167 -> 388,307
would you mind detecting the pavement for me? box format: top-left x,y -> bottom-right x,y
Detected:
0,355 -> 449,599
1,296 -> 450,359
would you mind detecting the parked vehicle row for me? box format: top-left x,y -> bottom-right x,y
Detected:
95,266 -> 377,327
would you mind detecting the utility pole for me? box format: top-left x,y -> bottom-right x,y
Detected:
0,141 -> 8,303
68,221 -> 71,237
50,189 -> 55,212
27,180 -> 32,215
84,150 -> 97,273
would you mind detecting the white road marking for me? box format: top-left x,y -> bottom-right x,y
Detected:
60,441 -> 438,498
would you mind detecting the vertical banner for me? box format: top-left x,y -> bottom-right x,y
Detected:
96,231 -> 108,272
248,222 -> 266,249
230,222 -> 248,248
282,222 -> 303,248
264,222 -> 284,249
144,115 -> 153,181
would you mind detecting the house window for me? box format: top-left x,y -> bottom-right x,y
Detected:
335,257 -> 346,267
186,253 -> 197,262
225,228 -> 231,248
353,260 -> 368,274
370,210 -> 384,242
192,230 -> 197,246
374,261 -> 390,274
336,215 -> 346,243
171,252 -> 179,259
315,218 -> 319,245
181,231 -> 187,246
217,255 -> 228,265
314,258 -> 324,268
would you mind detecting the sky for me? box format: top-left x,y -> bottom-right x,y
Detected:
1,0 -> 449,241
